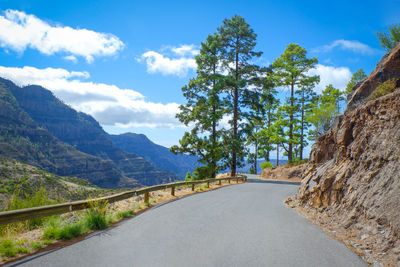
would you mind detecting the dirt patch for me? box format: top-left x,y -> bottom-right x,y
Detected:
259,164 -> 306,182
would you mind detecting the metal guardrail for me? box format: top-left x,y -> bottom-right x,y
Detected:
0,175 -> 247,225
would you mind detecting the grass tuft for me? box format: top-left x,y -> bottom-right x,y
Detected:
84,199 -> 108,230
116,210 -> 135,219
30,241 -> 43,250
56,222 -> 86,240
0,239 -> 17,257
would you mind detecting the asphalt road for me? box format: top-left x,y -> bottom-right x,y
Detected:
11,176 -> 367,267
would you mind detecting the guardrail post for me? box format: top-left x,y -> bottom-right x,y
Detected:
171,186 -> 175,196
191,183 -> 195,191
144,192 -> 149,203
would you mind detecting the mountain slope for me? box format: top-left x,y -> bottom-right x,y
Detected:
110,133 -> 201,178
0,79 -> 135,188
5,78 -> 177,186
0,159 -> 111,210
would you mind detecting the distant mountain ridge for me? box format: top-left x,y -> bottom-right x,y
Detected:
0,78 -> 178,187
110,133 -> 201,178
0,79 -> 134,188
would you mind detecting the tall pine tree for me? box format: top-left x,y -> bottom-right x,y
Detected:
170,33 -> 225,178
217,15 -> 262,176
272,43 -> 318,163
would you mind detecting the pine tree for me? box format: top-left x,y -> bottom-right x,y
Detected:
376,24 -> 400,52
170,33 -> 225,178
296,85 -> 317,160
259,67 -> 279,162
272,43 -> 319,163
345,68 -> 367,94
217,15 -> 262,176
308,84 -> 343,140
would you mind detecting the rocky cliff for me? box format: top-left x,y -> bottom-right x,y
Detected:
3,78 -> 178,186
287,43 -> 400,265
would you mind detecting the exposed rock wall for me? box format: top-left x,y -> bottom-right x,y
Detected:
347,43 -> 400,111
287,43 -> 400,265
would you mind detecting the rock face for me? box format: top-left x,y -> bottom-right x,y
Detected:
289,43 -> 400,242
347,43 -> 400,111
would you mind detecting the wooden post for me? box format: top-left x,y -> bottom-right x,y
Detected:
191,183 -> 195,191
144,192 -> 149,203
218,180 -> 221,185
228,179 -> 230,183
236,178 -> 239,183
207,181 -> 210,188
171,186 -> 175,196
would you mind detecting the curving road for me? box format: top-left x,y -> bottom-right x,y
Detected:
10,175 -> 366,267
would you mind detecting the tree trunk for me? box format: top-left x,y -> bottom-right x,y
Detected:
266,108 -> 271,162
300,99 -> 304,161
231,40 -> 239,177
212,104 -> 216,178
276,144 -> 279,166
288,81 -> 294,163
211,64 -> 217,178
254,138 -> 258,175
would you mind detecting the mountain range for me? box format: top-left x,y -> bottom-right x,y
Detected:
0,78 -> 200,188
109,133 -> 201,178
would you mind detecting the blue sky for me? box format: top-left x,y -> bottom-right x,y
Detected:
0,0 -> 398,154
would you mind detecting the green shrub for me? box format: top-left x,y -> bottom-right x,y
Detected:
43,239 -> 52,245
30,241 -> 43,250
0,239 -> 16,257
369,78 -> 398,100
84,199 -> 108,230
260,162 -> 273,169
184,172 -> 192,181
288,158 -> 309,166
192,166 -> 213,180
16,246 -> 29,254
56,222 -> 86,240
43,217 -> 62,239
116,210 -> 135,219
6,187 -> 57,229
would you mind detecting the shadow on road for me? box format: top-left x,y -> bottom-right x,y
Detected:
246,179 -> 300,186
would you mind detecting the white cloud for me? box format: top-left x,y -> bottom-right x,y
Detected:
0,9 -> 124,63
0,66 -> 181,128
171,45 -> 199,56
63,55 -> 78,63
313,39 -> 375,54
308,64 -> 352,93
139,44 -> 198,77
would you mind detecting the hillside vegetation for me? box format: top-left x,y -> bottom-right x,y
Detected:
0,159 -> 110,211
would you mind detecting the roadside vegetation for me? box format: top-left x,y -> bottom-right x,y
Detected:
0,178 -> 241,263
